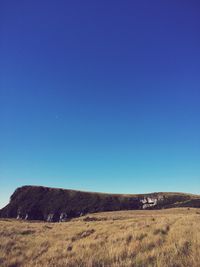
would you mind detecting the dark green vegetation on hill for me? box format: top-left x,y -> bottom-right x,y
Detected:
0,186 -> 199,222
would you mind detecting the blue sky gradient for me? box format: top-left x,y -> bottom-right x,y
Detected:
0,1 -> 200,207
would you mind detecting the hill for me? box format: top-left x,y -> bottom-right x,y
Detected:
0,185 -> 199,222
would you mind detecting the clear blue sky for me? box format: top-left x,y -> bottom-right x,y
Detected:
0,1 -> 200,208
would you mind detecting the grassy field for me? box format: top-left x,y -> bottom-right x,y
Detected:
0,208 -> 200,267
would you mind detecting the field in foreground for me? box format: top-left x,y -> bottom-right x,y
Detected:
0,208 -> 200,267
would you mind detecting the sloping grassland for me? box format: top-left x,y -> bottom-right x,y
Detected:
0,208 -> 200,267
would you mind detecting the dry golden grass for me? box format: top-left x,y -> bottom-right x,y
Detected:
0,208 -> 200,267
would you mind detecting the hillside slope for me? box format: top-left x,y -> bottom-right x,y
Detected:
0,185 -> 199,221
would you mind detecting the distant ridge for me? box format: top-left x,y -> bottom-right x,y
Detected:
0,185 -> 199,222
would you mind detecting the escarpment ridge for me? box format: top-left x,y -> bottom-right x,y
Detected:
0,186 -> 199,222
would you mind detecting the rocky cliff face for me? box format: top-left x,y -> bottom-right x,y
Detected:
0,186 -> 199,222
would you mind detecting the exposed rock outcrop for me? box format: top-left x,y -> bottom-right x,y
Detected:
140,195 -> 164,209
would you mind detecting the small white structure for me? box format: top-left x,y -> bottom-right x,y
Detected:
16,213 -> 21,220
59,213 -> 68,222
47,213 -> 54,222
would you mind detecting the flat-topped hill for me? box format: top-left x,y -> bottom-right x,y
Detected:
0,185 -> 199,221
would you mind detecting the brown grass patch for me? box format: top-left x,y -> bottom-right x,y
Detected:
0,208 -> 200,266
